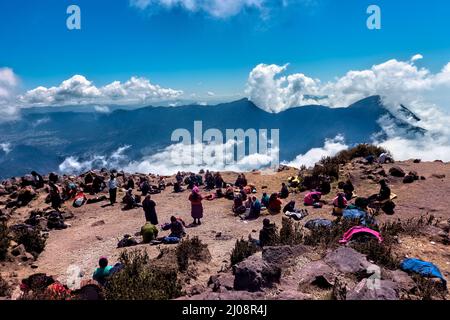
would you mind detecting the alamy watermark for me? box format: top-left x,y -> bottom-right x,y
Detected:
170,121 -> 280,169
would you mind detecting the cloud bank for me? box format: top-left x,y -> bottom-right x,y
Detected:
246,56 -> 450,113
130,0 -> 264,18
20,75 -> 183,107
0,67 -> 20,121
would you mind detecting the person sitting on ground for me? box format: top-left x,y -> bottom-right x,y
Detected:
158,176 -> 166,190
261,192 -> 270,208
279,183 -> 289,199
189,186 -> 204,225
239,186 -> 247,201
377,152 -> 393,164
31,171 -> 44,189
268,193 -> 282,215
73,190 -> 87,208
142,195 -> 158,225
140,179 -> 151,196
176,171 -> 183,185
259,218 -> 278,247
93,257 -> 113,286
332,192 -> 348,216
283,200 -> 297,213
108,174 -> 118,206
84,171 -> 94,185
234,174 -> 245,188
161,216 -> 186,241
141,222 -> 159,243
342,179 -> 355,201
64,181 -> 78,200
173,181 -> 183,193
377,179 -> 391,201
232,194 -> 246,215
304,191 -> 322,207
245,196 -> 261,220
241,174 -> 248,188
122,189 -> 138,210
126,176 -> 135,190
47,210 -> 67,229
225,185 -> 234,200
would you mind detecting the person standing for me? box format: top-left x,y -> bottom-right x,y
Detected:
108,174 -> 118,206
189,186 -> 204,225
142,195 -> 158,225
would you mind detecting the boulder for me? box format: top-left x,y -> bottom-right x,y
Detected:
324,247 -> 371,274
403,175 -> 415,184
20,252 -> 35,262
296,260 -> 337,288
384,270 -> 416,292
413,159 -> 421,163
376,169 -> 387,177
389,166 -> 406,177
262,245 -> 309,268
233,255 -> 281,292
346,279 -> 399,300
11,244 -> 26,257
208,273 -> 235,292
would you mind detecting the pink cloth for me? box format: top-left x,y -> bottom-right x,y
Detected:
339,226 -> 383,244
333,193 -> 348,207
192,186 -> 200,194
304,192 -> 322,206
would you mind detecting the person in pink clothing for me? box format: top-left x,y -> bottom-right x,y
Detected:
189,186 -> 204,225
332,192 -> 348,216
304,191 -> 322,206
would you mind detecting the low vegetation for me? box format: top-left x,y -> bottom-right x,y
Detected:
0,275 -> 11,297
230,238 -> 258,266
176,236 -> 211,272
279,217 -> 304,246
11,227 -> 46,258
104,249 -> 182,300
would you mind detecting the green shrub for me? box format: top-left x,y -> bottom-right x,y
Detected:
279,217 -> 304,246
333,144 -> 390,164
0,222 -> 9,261
230,238 -> 258,266
104,249 -> 182,300
176,236 -> 211,272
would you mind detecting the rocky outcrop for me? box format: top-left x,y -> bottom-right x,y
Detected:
233,255 -> 281,292
261,245 -> 308,268
389,166 -> 406,177
346,279 -> 399,300
324,247 -> 371,274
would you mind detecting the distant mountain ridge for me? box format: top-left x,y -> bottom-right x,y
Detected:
0,95 -> 425,178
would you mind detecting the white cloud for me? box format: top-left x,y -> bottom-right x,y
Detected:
283,135 -> 348,168
123,139 -> 278,175
207,91 -> 215,96
94,105 -> 111,113
130,0 -> 264,18
411,54 -> 424,62
20,75 -> 183,107
58,145 -> 130,174
0,67 -> 20,121
0,142 -> 12,154
246,55 -> 450,113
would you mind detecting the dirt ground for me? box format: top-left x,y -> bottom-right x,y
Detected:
1,160 -> 449,299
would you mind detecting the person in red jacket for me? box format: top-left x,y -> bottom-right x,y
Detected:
268,193 -> 282,215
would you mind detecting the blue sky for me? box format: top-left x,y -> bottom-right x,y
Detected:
1,0 -> 450,100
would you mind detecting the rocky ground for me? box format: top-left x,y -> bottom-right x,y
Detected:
0,159 -> 449,300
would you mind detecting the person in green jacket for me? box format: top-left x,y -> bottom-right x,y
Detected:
93,257 -> 113,286
141,222 -> 159,243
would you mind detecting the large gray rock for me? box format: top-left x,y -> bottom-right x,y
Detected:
296,260 -> 337,288
262,245 -> 309,268
324,247 -> 371,274
346,279 -> 399,300
384,270 -> 416,293
208,273 -> 235,292
234,255 -> 281,292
